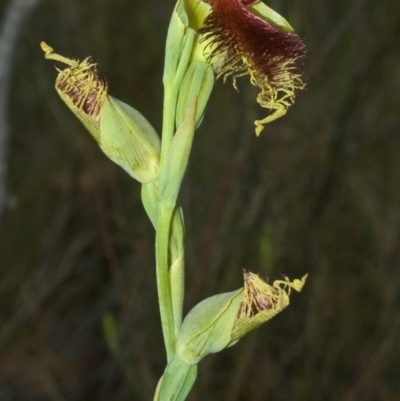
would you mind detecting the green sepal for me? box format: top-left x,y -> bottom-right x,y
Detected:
142,178 -> 186,335
160,98 -> 196,205
248,1 -> 294,33
141,181 -> 159,227
156,357 -> 198,401
176,61 -> 214,128
164,1 -> 197,91
170,249 -> 185,336
164,1 -> 188,84
176,289 -> 243,365
182,0 -> 293,33
100,97 -> 160,183
183,0 -> 211,32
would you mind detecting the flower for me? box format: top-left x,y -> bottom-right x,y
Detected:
41,42 -> 161,183
176,270 -> 307,364
185,0 -> 306,135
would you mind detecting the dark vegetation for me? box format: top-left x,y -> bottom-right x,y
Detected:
1,0 -> 399,400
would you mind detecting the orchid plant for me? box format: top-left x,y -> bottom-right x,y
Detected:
41,1 -> 307,399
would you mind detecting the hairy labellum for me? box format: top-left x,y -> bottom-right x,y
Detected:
200,0 -> 306,135
237,270 -> 281,319
231,271 -> 307,341
54,58 -> 108,120
41,42 -> 108,140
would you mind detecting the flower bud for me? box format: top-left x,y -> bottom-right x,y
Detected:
41,42 -> 161,183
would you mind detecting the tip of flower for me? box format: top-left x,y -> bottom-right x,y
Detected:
237,270 -> 281,319
41,42 -> 108,121
230,270 -> 307,341
199,0 -> 306,135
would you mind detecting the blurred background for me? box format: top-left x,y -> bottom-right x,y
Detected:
0,0 -> 399,400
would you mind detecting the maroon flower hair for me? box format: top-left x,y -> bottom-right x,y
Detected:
200,0 -> 306,135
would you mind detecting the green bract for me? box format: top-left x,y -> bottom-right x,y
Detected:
183,0 -> 211,32
176,60 -> 214,128
161,98 -> 196,203
156,357 -> 198,401
249,1 -> 294,33
164,1 -> 191,86
164,1 -> 215,130
183,0 -> 294,33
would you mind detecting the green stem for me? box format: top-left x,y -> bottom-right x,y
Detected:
155,27 -> 196,363
159,83 -> 179,176
155,201 -> 176,361
155,80 -> 179,363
